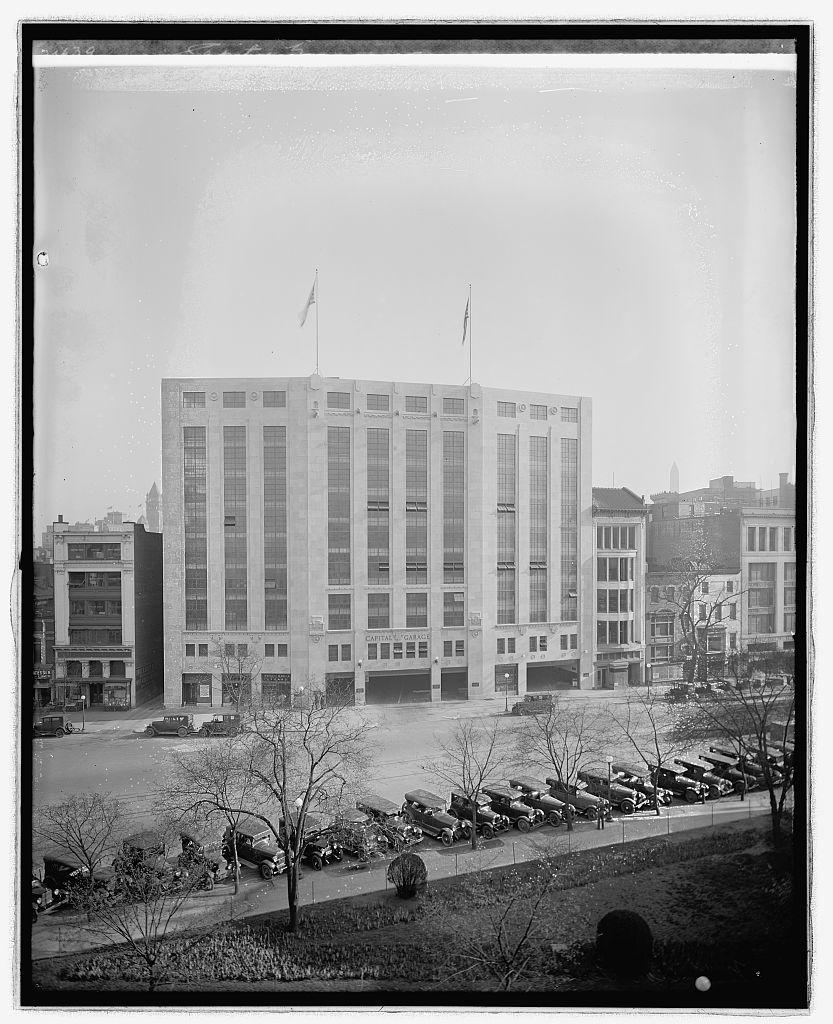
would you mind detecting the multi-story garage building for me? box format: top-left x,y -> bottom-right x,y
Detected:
161,375 -> 594,708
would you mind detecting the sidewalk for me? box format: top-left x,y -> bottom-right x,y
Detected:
30,791 -> 776,961
57,698 -> 165,735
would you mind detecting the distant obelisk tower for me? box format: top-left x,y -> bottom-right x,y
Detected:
670,462 -> 680,494
146,482 -> 162,533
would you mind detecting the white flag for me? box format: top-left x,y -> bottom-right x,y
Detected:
299,278 -> 316,327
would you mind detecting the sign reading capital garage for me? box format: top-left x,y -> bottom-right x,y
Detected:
366,631 -> 430,643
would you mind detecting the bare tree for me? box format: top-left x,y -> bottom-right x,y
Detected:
516,698 -> 612,830
423,719 -> 514,850
609,684 -> 692,815
77,823 -> 208,992
672,648 -> 796,847
209,636 -> 263,713
160,737 -> 264,894
34,791 -> 125,875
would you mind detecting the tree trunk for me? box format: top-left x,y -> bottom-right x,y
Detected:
286,864 -> 299,933
564,803 -> 574,832
232,842 -> 240,896
471,801 -> 478,850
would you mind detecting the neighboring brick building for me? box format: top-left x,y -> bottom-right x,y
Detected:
33,561 -> 55,707
161,375 -> 595,708
51,519 -> 163,709
591,487 -> 648,689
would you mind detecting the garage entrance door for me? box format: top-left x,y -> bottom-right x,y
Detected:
365,671 -> 431,705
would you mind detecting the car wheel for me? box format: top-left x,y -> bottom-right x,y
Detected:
198,727 -> 208,737
259,862 -> 273,880
54,728 -> 65,738
620,799 -> 635,816
401,809 -> 415,824
332,848 -> 343,862
177,727 -> 188,738
65,722 -> 74,733
144,726 -> 155,737
310,854 -> 323,871
481,823 -> 494,840
440,831 -> 453,847
548,812 -> 562,827
584,806 -> 598,821
517,817 -> 531,833
684,788 -> 698,803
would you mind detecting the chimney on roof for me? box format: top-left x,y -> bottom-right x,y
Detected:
779,472 -> 788,486
57,515 -> 63,523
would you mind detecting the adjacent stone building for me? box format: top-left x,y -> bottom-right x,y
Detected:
161,375 -> 594,708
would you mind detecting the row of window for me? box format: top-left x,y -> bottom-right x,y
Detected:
67,629 -> 123,645
749,611 -> 796,635
328,591 -> 467,630
597,557 -> 635,582
649,581 -> 736,602
747,525 -> 795,552
498,402 -> 577,421
69,600 -> 122,616
597,621 -> 633,646
596,526 -> 637,551
67,543 -> 121,561
496,633 -> 578,654
184,642 -> 289,659
183,391 -> 287,409
68,571 -> 121,590
596,589 -> 635,613
62,660 -> 126,677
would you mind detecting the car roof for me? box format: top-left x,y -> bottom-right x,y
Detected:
450,789 -> 490,805
404,789 -> 445,808
357,794 -> 400,815
339,809 -> 371,824
235,816 -> 272,836
610,762 -> 647,776
508,776 -> 548,791
44,851 -> 84,867
675,754 -> 713,768
701,751 -> 736,766
483,784 -> 520,800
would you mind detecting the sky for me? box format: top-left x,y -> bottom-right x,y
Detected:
32,59 -> 798,537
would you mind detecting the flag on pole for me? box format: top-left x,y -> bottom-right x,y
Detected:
461,296 -> 470,345
299,278 -> 316,327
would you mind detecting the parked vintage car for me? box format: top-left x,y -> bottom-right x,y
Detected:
610,762 -> 673,807
672,755 -> 735,799
665,684 -> 694,703
198,714 -> 242,738
223,817 -> 286,879
576,767 -> 651,815
510,693 -> 554,716
507,776 -> 566,826
545,778 -> 613,821
698,750 -> 758,792
448,790 -> 511,839
33,714 -> 74,738
177,830 -> 223,889
31,877 -> 53,923
144,714 -> 198,738
481,784 -> 545,832
113,831 -> 170,878
401,790 -> 472,846
355,794 -> 424,850
647,764 -> 708,803
281,812 -> 344,871
331,809 -> 388,860
709,744 -> 784,785
42,853 -> 115,903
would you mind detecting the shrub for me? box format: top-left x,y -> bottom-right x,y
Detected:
387,851 -> 427,899
596,909 -> 653,978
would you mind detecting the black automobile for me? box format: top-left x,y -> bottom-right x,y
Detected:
647,764 -> 708,803
699,750 -> 758,793
510,694 -> 555,716
31,877 -> 53,923
481,785 -> 545,832
610,762 -> 673,807
356,794 -> 424,850
576,767 -> 651,815
113,831 -> 170,878
331,809 -> 388,860
144,714 -> 198,738
448,790 -> 511,839
33,714 -> 74,738
42,853 -> 115,904
223,817 -> 286,879
401,790 -> 472,846
672,755 -> 734,799
507,776 -> 566,826
177,830 -> 223,889
545,778 -> 613,821
280,812 -> 344,871
198,714 -> 242,738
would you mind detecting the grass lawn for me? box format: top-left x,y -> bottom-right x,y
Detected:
29,818 -> 805,1007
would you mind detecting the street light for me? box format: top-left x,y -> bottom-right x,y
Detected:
80,694 -> 86,734
504,673 -> 510,713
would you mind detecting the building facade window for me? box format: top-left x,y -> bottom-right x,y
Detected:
367,428 -> 390,584
405,395 -> 428,413
182,673 -> 212,705
455,640 -> 465,657
529,435 -> 548,622
561,407 -> 578,422
529,636 -> 538,653
223,426 -> 248,630
530,403 -> 548,420
507,637 -> 516,654
223,391 -> 245,408
406,430 -> 428,583
747,527 -> 756,551
497,401 -> 516,418
367,593 -> 390,629
328,594 -> 351,631
443,397 -> 465,415
784,526 -> 793,551
443,431 -> 465,583
497,433 -> 517,624
328,426 -> 351,585
406,593 -> 428,627
183,426 -> 208,630
263,390 -> 286,408
443,592 -> 465,627
185,644 -> 195,658
327,391 -> 351,410
560,438 -> 578,620
367,643 -> 377,660
444,641 -> 453,657
328,645 -> 339,662
183,391 -> 205,408
497,638 -> 505,654
341,644 -> 352,662
367,393 -> 390,411
68,543 -> 121,561
265,643 -> 275,657
263,426 -> 288,630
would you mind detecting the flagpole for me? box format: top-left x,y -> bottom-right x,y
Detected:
468,283 -> 472,385
315,268 -> 319,375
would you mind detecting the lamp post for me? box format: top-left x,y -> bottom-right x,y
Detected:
298,685 -> 305,710
504,672 -> 510,713
80,694 -> 86,734
645,661 -> 652,687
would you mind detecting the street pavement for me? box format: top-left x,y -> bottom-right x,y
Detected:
30,793 -> 776,961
